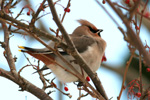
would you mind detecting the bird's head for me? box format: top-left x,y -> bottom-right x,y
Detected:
77,19 -> 103,37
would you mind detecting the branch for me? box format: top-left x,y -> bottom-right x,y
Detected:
129,0 -> 141,20
0,19 -> 16,71
47,0 -> 108,99
0,10 -> 86,86
0,3 -> 107,99
118,53 -> 134,100
0,68 -> 53,100
30,0 -> 46,26
0,9 -> 53,99
26,27 -> 104,99
106,0 -> 150,66
0,11 -> 68,50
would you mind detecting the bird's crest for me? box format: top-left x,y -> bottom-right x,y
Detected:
77,19 -> 98,31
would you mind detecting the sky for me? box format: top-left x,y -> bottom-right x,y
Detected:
0,0 -> 150,100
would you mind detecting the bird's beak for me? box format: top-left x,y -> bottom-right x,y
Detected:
99,29 -> 103,32
96,29 -> 103,37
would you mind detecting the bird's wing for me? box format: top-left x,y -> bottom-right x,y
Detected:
18,35 -> 96,55
71,35 -> 96,53
49,35 -> 96,54
18,35 -> 97,72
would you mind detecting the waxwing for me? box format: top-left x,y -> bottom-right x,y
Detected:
19,19 -> 106,83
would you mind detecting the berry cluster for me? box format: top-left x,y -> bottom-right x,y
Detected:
126,79 -> 141,99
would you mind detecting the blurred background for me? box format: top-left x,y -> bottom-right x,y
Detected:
0,0 -> 150,100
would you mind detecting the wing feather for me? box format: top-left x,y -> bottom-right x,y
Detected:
19,35 -> 96,55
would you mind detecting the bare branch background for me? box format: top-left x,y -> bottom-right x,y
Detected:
0,0 -> 150,100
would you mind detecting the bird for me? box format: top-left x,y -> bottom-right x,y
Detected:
18,19 -> 106,83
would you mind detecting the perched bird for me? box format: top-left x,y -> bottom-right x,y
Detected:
19,19 -> 106,83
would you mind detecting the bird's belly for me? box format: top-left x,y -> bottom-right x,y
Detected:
47,50 -> 102,83
47,56 -> 80,83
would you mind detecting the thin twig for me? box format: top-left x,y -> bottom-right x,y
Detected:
30,0 -> 46,26
0,68 -> 53,100
45,78 -> 72,98
106,0 -> 150,70
36,60 -> 48,90
114,3 -> 150,21
55,0 -> 71,36
137,0 -> 148,36
139,54 -> 143,98
95,0 -> 120,27
77,93 -> 89,100
118,50 -> 134,100
129,0 -> 141,20
61,0 -> 71,23
141,85 -> 150,99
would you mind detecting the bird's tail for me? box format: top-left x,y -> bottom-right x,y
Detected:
18,46 -> 55,65
18,46 -> 52,54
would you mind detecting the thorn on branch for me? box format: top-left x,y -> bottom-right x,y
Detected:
51,78 -> 57,88
18,82 -> 27,91
13,55 -> 17,62
3,50 -> 7,58
47,90 -> 56,95
0,41 -> 6,48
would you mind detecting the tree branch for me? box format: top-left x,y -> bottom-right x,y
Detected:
47,0 -> 108,99
0,1 -> 108,99
106,0 -> 150,66
0,19 -> 16,71
0,7 -> 53,99
0,68 -> 53,100
0,8 -> 105,100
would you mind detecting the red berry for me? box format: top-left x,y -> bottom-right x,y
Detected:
64,86 -> 68,91
86,76 -> 90,81
4,8 -> 9,14
64,8 -> 70,12
135,92 -> 141,97
101,55 -> 107,62
135,26 -> 140,30
102,0 -> 106,4
27,11 -> 30,16
125,0 -> 130,4
144,12 -> 149,18
146,68 -> 150,72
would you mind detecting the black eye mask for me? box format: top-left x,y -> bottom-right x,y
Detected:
88,26 -> 103,37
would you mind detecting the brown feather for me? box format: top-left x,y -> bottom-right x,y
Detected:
26,51 -> 55,65
77,19 -> 98,31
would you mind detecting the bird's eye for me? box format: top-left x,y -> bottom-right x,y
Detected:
88,26 -> 103,37
88,26 -> 97,33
